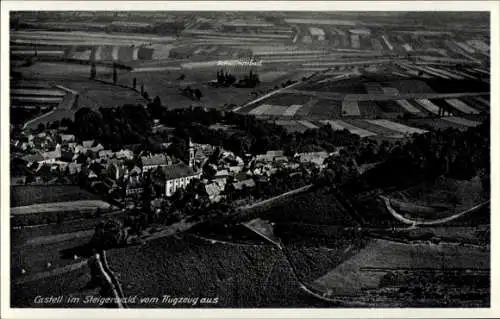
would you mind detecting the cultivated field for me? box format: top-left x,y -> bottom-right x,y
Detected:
11,200 -> 111,215
313,239 -> 489,306
365,119 -> 428,135
11,185 -> 99,207
10,12 -> 491,308
107,234 -> 330,307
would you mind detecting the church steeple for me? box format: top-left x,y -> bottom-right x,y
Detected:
188,138 -> 195,169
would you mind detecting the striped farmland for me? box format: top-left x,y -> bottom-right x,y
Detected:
320,120 -> 376,138
473,96 -> 490,107
282,104 -> 304,117
425,66 -> 464,80
11,50 -> 65,56
415,99 -> 441,115
297,120 -> 319,129
366,119 -> 428,135
395,100 -> 422,114
347,120 -> 404,138
459,97 -> 488,113
12,96 -> 63,104
11,89 -> 66,97
445,99 -> 480,114
443,116 -> 482,127
342,100 -> 361,116
248,104 -> 305,117
249,104 -> 281,116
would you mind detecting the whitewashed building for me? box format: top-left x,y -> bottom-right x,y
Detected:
163,163 -> 202,197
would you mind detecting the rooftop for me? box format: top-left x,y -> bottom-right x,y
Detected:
141,154 -> 171,167
162,163 -> 200,180
233,179 -> 256,190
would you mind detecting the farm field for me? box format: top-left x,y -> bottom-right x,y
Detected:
14,62 -> 114,79
387,176 -> 486,213
11,30 -> 177,62
313,239 -> 489,306
320,120 -> 376,138
393,100 -> 422,114
11,185 -> 99,207
12,217 -> 103,247
12,30 -> 177,43
442,116 -> 482,127
11,235 -> 92,280
10,84 -> 67,117
261,188 -> 360,226
12,62 -> 149,127
345,120 -> 403,138
444,99 -> 480,115
414,99 -> 441,115
107,234 -> 331,308
9,12 -> 491,308
11,88 -> 66,97
401,118 -> 477,131
107,67 -> 296,110
12,266 -> 99,308
11,200 -> 111,215
365,119 -> 428,135
341,100 -> 361,116
304,99 -> 343,120
268,120 -> 311,133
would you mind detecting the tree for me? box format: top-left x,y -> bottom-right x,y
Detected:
90,218 -> 127,251
148,96 -> 164,118
318,168 -> 336,187
60,117 -> 73,129
48,120 -> 60,129
194,89 -> 202,101
74,108 -> 104,140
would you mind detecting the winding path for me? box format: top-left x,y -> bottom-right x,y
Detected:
379,195 -> 490,226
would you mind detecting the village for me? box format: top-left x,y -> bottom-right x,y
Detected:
7,9 -> 492,310
11,122 -> 341,223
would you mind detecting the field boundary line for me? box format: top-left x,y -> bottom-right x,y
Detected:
20,230 -> 94,248
380,196 -> 490,226
238,184 -> 313,212
93,252 -> 125,308
14,260 -> 88,285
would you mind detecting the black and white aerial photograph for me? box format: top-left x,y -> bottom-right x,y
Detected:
2,1 -> 497,317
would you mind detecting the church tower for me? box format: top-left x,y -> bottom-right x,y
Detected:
188,138 -> 195,169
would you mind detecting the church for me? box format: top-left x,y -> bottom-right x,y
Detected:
144,139 -> 202,197
163,139 -> 202,197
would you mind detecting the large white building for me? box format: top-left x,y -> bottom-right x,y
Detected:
163,163 -> 202,197
162,139 -> 201,197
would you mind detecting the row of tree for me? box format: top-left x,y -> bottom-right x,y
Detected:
215,70 -> 260,88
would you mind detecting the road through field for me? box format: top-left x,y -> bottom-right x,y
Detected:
232,78 -> 305,112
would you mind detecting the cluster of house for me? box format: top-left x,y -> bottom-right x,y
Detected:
12,129 -> 341,207
197,149 -> 338,203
